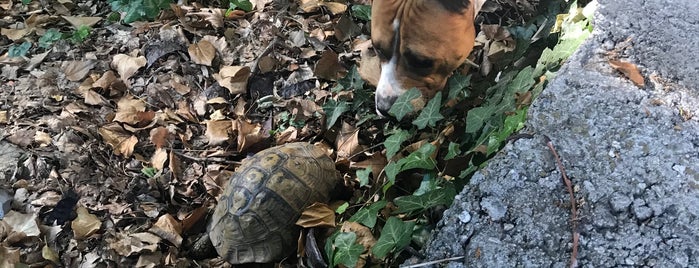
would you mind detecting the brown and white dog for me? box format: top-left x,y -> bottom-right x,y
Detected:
371,0 -> 484,115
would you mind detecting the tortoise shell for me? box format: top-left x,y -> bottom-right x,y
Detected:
208,142 -> 339,264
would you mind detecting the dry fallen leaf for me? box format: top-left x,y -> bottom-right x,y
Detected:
72,206 -> 101,239
149,127 -> 169,149
340,221 -> 376,250
99,122 -> 139,157
299,0 -> 347,14
336,122 -> 361,161
0,110 -> 7,124
214,66 -> 250,94
114,96 -> 153,126
609,59 -> 645,87
42,245 -> 59,263
151,148 -> 168,171
234,118 -> 269,153
3,210 -> 41,237
110,232 -> 161,256
61,16 -> 101,28
205,120 -> 233,146
111,54 -> 147,82
314,49 -> 345,81
0,245 -> 21,268
296,202 -> 336,228
188,40 -> 216,66
63,60 -> 96,81
149,214 -> 183,247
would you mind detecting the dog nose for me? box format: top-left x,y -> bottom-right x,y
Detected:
375,94 -> 397,117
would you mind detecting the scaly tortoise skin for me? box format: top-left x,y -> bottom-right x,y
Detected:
208,142 -> 339,264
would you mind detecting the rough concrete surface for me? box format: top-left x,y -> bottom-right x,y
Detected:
415,0 -> 699,267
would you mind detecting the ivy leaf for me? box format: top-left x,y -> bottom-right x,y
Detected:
446,73 -> 471,100
384,129 -> 410,160
445,142 -> 461,160
325,232 -> 339,267
372,217 -> 415,259
351,5 -> 371,21
464,106 -> 494,133
334,65 -> 364,92
39,29 -> 63,49
412,92 -> 444,129
388,88 -> 421,121
384,161 -> 400,184
398,143 -> 436,171
323,99 -> 350,128
333,232 -> 365,267
229,0 -> 253,12
8,42 -> 31,57
356,168 -> 371,187
393,186 -> 456,215
349,200 -> 387,228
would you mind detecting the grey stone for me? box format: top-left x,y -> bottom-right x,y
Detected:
419,0 -> 699,267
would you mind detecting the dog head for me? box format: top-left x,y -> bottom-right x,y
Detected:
371,0 -> 478,115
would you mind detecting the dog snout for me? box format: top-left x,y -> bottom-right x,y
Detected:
376,93 -> 398,116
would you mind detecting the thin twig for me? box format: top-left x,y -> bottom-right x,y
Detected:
400,256 -> 465,268
543,135 -> 579,268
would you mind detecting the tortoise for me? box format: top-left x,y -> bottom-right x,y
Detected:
208,142 -> 340,264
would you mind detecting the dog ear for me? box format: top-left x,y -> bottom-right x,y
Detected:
436,0 -> 471,12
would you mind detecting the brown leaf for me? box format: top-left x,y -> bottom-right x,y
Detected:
42,244 -> 59,263
181,206 -> 208,233
314,50 -> 346,81
0,245 -> 21,267
205,120 -> 233,146
63,60 -> 96,82
110,232 -> 161,256
350,152 -> 388,182
151,148 -> 168,171
83,89 -> 108,106
149,127 -> 169,149
149,214 -> 183,247
336,122 -> 362,161
609,59 -> 645,87
0,110 -> 7,124
61,16 -> 102,28
3,210 -> 40,237
299,0 -> 347,14
234,118 -> 269,152
296,203 -> 336,228
340,221 -> 376,250
72,206 -> 101,239
114,96 -> 152,126
188,40 -> 217,66
214,66 -> 250,94
111,54 -> 147,82
99,122 -> 138,157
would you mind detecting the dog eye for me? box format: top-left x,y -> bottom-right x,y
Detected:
373,46 -> 391,60
404,51 -> 434,70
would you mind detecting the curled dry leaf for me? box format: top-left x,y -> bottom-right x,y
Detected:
296,202 -> 336,228
214,66 -> 251,94
0,110 -> 7,124
110,232 -> 161,256
111,54 -> 147,82
234,118 -> 269,153
149,214 -> 183,247
205,120 -> 233,146
340,221 -> 376,251
72,206 -> 101,240
63,60 -> 96,82
151,148 -> 168,171
0,245 -> 21,267
113,96 -> 151,126
61,16 -> 102,28
188,40 -> 217,66
181,206 -> 208,233
98,122 -> 138,157
299,0 -> 347,14
336,122 -> 361,161
3,210 -> 41,237
609,59 -> 645,87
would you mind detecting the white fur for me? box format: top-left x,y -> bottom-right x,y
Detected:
375,18 -> 403,113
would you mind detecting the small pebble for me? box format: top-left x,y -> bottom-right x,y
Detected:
458,211 -> 471,224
